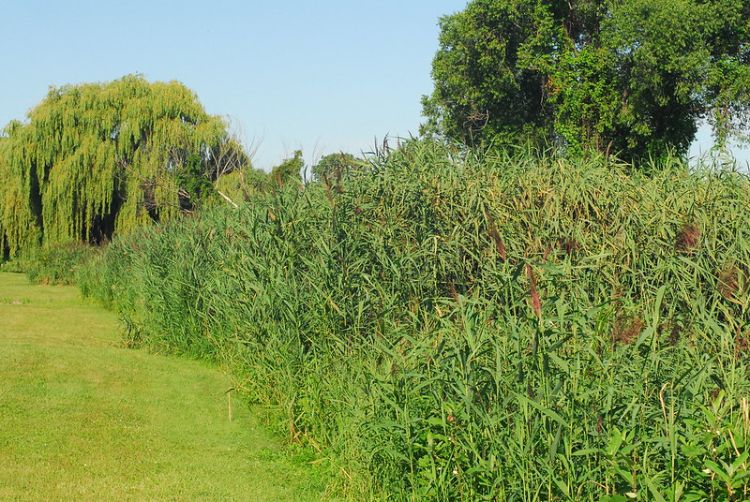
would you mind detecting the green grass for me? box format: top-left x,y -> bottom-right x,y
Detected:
0,272 -> 327,501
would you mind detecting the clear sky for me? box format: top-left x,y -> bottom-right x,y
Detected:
0,0 -> 747,170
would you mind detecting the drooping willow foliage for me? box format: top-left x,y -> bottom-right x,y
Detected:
0,75 -> 247,258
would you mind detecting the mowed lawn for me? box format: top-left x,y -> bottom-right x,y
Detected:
0,272 -> 326,501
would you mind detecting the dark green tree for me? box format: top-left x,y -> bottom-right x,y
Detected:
311,152 -> 367,182
422,0 -> 750,161
0,75 -> 246,257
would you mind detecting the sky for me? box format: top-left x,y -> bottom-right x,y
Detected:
0,0 -> 747,170
0,0 -> 468,170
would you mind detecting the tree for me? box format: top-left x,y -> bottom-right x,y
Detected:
214,167 -> 273,205
213,151 -> 309,207
422,0 -> 750,161
0,75 -> 246,257
270,150 -> 304,187
311,152 -> 367,182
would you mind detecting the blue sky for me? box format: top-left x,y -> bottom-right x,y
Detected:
0,1 -> 467,169
0,0 -> 747,170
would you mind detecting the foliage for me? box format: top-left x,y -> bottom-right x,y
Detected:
422,0 -> 557,147
23,242 -> 97,285
0,260 -> 24,274
270,150 -> 304,187
0,75 -> 246,258
212,150 -> 302,207
422,0 -> 750,161
214,167 -> 272,205
80,141 -> 750,499
311,152 -> 367,182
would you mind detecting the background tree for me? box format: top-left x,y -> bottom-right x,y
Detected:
213,150 -> 311,207
311,152 -> 367,182
270,150 -> 304,187
0,75 -> 246,257
422,0 -> 750,161
421,0 -> 558,147
214,167 -> 273,205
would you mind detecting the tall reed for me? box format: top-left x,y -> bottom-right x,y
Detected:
80,141 -> 750,500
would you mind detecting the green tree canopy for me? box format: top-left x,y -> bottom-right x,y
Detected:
214,165 -> 276,205
422,0 -> 750,161
311,152 -> 367,182
0,75 -> 246,258
213,150 -> 312,207
270,150 -> 304,187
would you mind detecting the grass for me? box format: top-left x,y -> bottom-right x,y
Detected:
0,272 -> 328,501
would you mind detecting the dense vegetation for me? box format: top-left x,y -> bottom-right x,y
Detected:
422,0 -> 750,160
23,242 -> 97,285
312,152 -> 367,182
0,75 -> 248,259
78,141 -> 750,499
2,2 -> 748,499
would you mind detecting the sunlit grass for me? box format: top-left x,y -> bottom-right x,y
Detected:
0,272 -> 327,501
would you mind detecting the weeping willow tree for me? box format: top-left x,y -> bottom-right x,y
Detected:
0,75 -> 247,258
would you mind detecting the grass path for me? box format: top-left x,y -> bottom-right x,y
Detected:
0,272 -> 326,501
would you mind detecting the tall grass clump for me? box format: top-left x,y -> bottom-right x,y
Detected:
79,141 -> 750,500
24,241 -> 98,285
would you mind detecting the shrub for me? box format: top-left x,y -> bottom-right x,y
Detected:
26,242 -> 98,285
0,260 -> 25,273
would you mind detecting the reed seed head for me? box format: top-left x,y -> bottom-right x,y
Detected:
676,223 -> 701,253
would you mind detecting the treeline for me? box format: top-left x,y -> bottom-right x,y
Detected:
78,142 -> 750,499
0,75 -> 372,264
